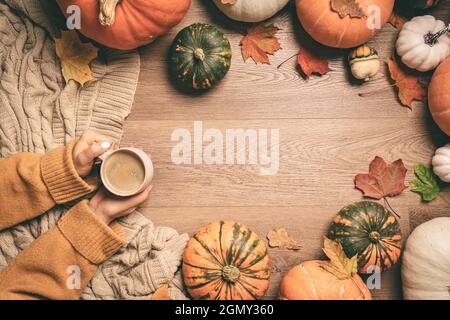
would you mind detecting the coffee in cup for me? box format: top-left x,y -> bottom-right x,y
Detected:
100,147 -> 153,197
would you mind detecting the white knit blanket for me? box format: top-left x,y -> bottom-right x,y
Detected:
0,0 -> 188,300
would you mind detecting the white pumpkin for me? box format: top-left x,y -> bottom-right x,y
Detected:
432,143 -> 450,182
213,0 -> 289,23
402,217 -> 450,300
396,15 -> 450,72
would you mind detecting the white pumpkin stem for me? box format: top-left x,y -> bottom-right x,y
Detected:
424,24 -> 450,47
99,0 -> 120,27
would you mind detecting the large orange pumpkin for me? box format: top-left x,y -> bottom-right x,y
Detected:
429,57 -> 450,136
295,0 -> 394,48
56,0 -> 191,50
279,261 -> 372,300
182,221 -> 271,300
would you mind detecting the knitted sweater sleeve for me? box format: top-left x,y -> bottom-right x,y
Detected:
0,141 -> 96,230
0,142 -> 126,299
0,200 -> 126,300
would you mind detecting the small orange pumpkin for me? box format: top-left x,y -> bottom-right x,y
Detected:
279,261 -> 372,300
56,0 -> 191,50
182,221 -> 271,300
295,0 -> 394,48
429,57 -> 450,136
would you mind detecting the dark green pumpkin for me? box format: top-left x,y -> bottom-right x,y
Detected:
169,23 -> 232,90
409,0 -> 440,9
329,201 -> 402,274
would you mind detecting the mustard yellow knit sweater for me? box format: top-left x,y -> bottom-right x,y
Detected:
0,141 -> 126,300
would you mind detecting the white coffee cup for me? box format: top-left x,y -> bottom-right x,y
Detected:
99,147 -> 153,197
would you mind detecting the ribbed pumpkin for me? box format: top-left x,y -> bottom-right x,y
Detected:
56,0 -> 191,50
295,0 -> 394,48
182,221 -> 271,300
280,261 -> 372,300
329,202 -> 402,274
169,23 -> 232,90
429,57 -> 450,136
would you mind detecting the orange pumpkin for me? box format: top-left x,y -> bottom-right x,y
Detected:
295,0 -> 394,48
279,261 -> 372,300
56,0 -> 191,50
182,221 -> 271,300
429,57 -> 450,136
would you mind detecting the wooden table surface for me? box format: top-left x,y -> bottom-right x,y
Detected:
121,0 -> 450,300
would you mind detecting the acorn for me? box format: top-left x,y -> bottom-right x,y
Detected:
348,45 -> 380,82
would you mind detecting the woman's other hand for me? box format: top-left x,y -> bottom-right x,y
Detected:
89,186 -> 153,225
72,130 -> 115,177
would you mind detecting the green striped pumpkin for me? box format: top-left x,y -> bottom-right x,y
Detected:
329,202 -> 402,274
169,23 -> 232,90
182,221 -> 271,300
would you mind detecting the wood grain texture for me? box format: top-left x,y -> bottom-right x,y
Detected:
121,0 -> 450,300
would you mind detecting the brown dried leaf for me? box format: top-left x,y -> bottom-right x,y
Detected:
331,0 -> 366,19
267,228 -> 301,250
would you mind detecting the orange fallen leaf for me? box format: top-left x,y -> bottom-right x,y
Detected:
151,283 -> 171,300
240,24 -> 281,65
388,57 -> 427,109
297,47 -> 331,79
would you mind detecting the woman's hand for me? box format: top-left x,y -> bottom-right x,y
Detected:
72,130 -> 116,177
89,186 -> 153,225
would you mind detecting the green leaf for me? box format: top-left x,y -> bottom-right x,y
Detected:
410,164 -> 440,202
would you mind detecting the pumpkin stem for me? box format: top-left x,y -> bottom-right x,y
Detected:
194,48 -> 206,61
424,24 -> 450,47
99,0 -> 121,27
369,231 -> 380,243
222,265 -> 241,283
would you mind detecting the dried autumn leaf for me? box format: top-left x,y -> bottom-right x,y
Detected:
151,283 -> 171,300
388,58 -> 427,109
389,12 -> 407,30
355,156 -> 407,200
55,30 -> 98,86
320,237 -> 358,280
297,47 -> 331,79
240,24 -> 281,65
331,0 -> 366,19
267,228 -> 301,250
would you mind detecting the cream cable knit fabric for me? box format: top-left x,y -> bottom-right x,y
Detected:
0,0 -> 189,300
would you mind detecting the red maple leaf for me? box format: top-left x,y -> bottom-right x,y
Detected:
355,156 -> 407,200
297,47 -> 331,79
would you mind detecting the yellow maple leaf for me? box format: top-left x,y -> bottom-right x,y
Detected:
150,283 -> 171,300
55,31 -> 98,86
